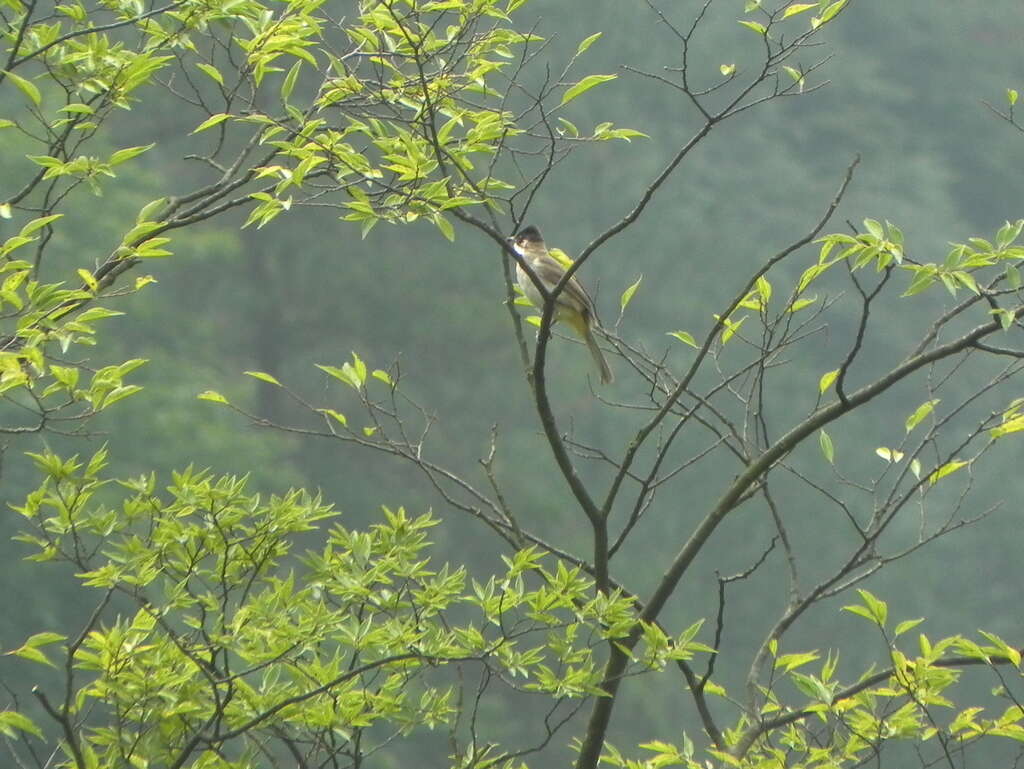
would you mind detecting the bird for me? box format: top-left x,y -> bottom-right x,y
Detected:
508,225 -> 614,384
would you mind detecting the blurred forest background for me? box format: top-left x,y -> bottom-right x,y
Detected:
1,0 -> 1023,764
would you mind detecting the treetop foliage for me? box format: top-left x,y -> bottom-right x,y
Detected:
2,0 -> 1023,767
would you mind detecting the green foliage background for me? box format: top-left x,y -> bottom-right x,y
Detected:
1,0 -> 1022,763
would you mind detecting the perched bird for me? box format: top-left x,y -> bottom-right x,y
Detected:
508,225 -> 613,384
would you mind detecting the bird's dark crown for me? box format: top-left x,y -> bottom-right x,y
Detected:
513,225 -> 543,244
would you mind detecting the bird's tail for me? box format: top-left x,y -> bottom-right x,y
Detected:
583,324 -> 614,385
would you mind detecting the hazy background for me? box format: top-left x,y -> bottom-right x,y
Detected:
1,1 -> 1022,764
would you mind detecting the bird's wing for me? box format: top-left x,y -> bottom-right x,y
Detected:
529,256 -> 596,315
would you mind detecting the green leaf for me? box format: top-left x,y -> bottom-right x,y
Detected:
197,390 -> 229,404
668,330 -> 698,348
905,399 -> 939,433
557,117 -> 579,137
819,429 -> 834,464
98,385 -> 143,408
776,651 -> 820,672
20,214 -> 62,236
894,618 -> 925,637
196,62 -> 224,85
437,115 -> 462,145
996,219 -> 1024,248
0,711 -> 43,739
875,447 -> 904,463
720,315 -> 746,343
863,218 -> 884,239
560,74 -> 617,106
433,213 -> 454,242
992,307 -> 1015,330
991,414 -> 1024,438
855,589 -> 887,626
190,113 -> 232,134
4,70 -> 41,105
811,0 -> 847,28
576,32 -> 602,56
782,2 -> 817,18
77,268 -> 98,291
928,459 -> 969,485
1008,265 -> 1022,290
109,144 -> 155,166
738,20 -> 767,35
316,355 -> 366,390
136,197 -> 168,224
25,631 -> 66,648
818,369 -> 838,394
620,274 -> 642,311
7,644 -> 55,667
720,63 -> 736,76
978,630 -> 1021,667
317,408 -> 347,427
244,371 -> 282,386
594,127 -> 650,142
58,103 -> 93,115
790,672 -> 832,704
281,61 -> 302,102
0,204 -> 10,219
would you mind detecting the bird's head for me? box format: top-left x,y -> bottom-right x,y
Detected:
508,225 -> 545,256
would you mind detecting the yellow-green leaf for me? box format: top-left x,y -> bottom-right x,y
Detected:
4,70 -> 41,105
196,63 -> 224,85
782,2 -> 816,18
197,390 -> 229,404
905,399 -> 939,433
576,32 -> 602,56
819,429 -> 834,464
109,144 -> 154,166
190,113 -> 232,134
1007,264 -> 1021,289
854,588 -> 887,626
20,214 -> 62,236
811,0 -> 847,28
0,710 -> 43,738
560,74 -> 617,106
668,330 -> 698,348
894,618 -> 924,637
317,408 -> 347,427
244,371 -> 281,386
77,268 -> 98,291
875,447 -> 904,463
928,459 -> 969,485
620,274 -> 642,311
433,213 -> 454,242
281,61 -> 302,102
